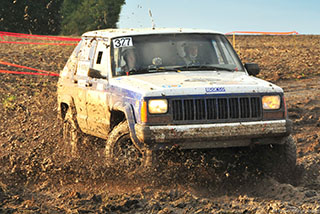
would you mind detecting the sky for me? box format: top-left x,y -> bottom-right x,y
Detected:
118,0 -> 320,35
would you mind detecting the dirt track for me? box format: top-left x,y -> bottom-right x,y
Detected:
0,35 -> 320,213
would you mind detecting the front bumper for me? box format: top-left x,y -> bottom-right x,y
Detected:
135,119 -> 292,150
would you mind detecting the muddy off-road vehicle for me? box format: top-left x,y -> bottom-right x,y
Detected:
57,28 -> 296,175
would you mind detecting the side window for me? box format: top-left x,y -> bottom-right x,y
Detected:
60,41 -> 82,77
212,39 -> 235,64
76,39 -> 97,76
211,36 -> 243,70
111,37 -> 136,77
92,40 -> 109,78
219,42 -> 236,64
78,40 -> 93,61
111,47 -> 122,76
212,40 -> 225,64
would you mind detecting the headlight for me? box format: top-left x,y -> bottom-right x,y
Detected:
262,95 -> 281,110
148,99 -> 168,114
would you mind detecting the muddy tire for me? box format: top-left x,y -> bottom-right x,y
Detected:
62,107 -> 83,158
258,135 -> 297,182
105,121 -> 144,174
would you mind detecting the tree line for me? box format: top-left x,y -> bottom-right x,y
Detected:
0,0 -> 125,36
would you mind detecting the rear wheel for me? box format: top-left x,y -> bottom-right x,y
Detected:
62,107 -> 83,158
105,121 -> 144,174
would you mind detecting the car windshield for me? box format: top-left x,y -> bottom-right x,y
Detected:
111,33 -> 244,76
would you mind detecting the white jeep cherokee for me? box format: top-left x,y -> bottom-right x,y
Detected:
57,28 -> 296,176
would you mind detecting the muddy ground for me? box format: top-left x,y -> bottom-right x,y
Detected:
0,34 -> 319,213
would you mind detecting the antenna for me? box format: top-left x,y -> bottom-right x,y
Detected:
148,9 -> 155,29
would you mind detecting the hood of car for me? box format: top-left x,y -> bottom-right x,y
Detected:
110,71 -> 283,97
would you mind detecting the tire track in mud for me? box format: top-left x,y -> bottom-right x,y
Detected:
0,35 -> 320,213
1,133 -> 319,213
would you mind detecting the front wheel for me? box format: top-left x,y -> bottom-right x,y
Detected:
105,121 -> 144,174
258,135 -> 297,182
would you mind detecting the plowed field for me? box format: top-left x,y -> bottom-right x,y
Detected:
0,34 -> 319,213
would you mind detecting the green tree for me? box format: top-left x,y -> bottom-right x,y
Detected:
0,0 -> 63,35
0,0 -> 25,32
61,0 -> 125,35
23,0 -> 64,34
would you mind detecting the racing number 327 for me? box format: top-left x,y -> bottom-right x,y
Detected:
113,37 -> 133,48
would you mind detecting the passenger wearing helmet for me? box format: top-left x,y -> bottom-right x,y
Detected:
122,48 -> 138,74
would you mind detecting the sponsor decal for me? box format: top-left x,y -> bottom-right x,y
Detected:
162,84 -> 182,88
205,87 -> 226,93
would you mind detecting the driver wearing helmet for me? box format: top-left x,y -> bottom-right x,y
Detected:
183,43 -> 200,65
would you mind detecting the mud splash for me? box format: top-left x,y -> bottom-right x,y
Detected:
0,35 -> 320,213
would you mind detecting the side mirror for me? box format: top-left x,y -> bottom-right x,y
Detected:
88,68 -> 106,79
244,63 -> 260,76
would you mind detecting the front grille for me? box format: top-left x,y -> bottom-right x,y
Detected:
172,96 -> 261,122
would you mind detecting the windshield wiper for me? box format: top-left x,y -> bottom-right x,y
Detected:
133,66 -> 180,74
128,65 -> 235,75
172,65 -> 235,72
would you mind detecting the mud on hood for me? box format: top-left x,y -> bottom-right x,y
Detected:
110,71 -> 283,97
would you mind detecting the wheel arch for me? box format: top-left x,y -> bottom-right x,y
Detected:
110,110 -> 126,131
111,102 -> 144,150
58,94 -> 75,120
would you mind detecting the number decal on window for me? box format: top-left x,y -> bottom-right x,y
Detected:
113,37 -> 133,48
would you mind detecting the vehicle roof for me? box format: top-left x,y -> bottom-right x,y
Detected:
81,28 -> 223,39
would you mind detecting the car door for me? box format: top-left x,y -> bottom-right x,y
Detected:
73,38 -> 97,133
85,38 -> 112,139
